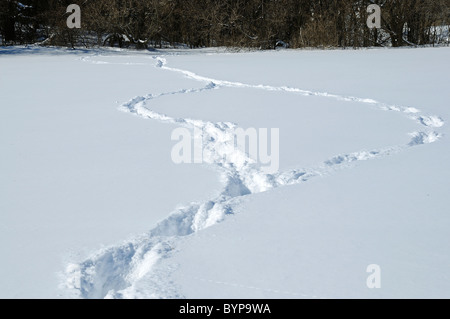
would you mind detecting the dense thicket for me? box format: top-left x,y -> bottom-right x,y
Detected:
1,0 -> 449,49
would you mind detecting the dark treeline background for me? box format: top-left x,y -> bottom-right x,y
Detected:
1,0 -> 449,49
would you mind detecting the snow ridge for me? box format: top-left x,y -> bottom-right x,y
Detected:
64,53 -> 445,299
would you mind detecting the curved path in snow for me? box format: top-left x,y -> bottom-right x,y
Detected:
64,52 -> 445,299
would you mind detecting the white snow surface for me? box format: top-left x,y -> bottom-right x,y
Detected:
0,46 -> 449,298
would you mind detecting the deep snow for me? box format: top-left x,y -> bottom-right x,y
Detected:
0,46 -> 449,298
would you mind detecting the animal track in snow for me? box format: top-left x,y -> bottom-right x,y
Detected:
65,52 -> 445,299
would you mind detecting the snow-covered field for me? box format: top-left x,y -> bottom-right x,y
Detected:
1,46 -> 449,299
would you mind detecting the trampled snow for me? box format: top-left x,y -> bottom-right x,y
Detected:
0,46 -> 449,298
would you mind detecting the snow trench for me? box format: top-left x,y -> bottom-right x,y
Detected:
64,54 -> 445,299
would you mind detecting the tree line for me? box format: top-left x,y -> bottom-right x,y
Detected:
1,0 -> 449,49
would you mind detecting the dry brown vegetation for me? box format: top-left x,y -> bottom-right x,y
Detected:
1,0 -> 449,48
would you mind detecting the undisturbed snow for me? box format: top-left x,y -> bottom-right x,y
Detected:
0,46 -> 449,298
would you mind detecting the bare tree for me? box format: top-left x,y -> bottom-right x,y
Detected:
1,0 -> 449,49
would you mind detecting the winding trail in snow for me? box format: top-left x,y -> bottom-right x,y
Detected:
64,52 -> 445,299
